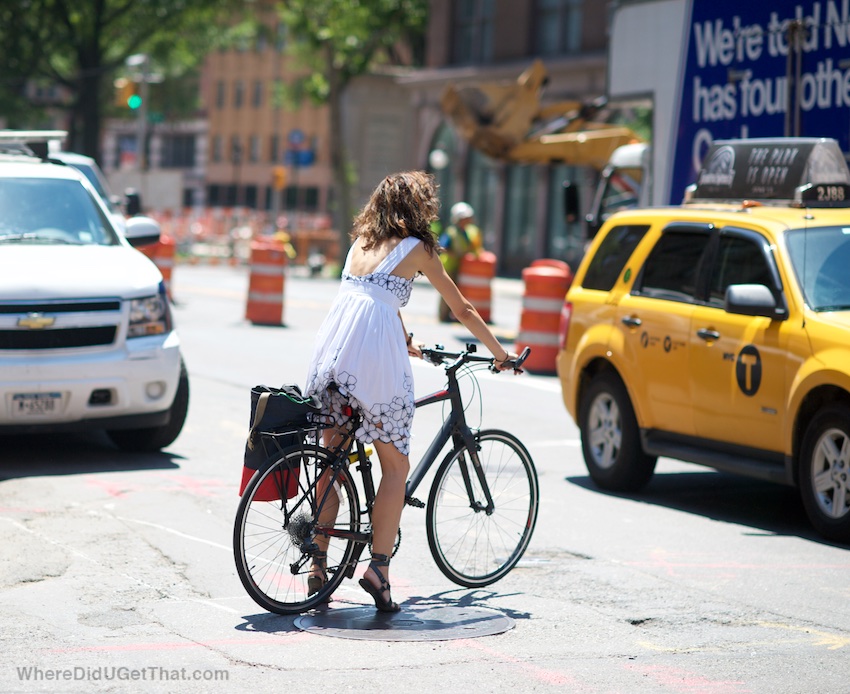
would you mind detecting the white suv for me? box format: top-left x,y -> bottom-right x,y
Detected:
0,131 -> 188,451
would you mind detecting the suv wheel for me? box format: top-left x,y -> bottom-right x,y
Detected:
800,405 -> 850,543
579,371 -> 656,492
107,359 -> 190,452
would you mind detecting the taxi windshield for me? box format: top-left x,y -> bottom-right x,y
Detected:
0,178 -> 119,246
786,226 -> 850,311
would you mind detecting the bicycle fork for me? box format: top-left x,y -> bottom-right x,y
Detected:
455,436 -> 496,515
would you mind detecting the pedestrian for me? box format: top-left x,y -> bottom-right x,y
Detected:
304,171 -> 516,612
438,201 -> 483,322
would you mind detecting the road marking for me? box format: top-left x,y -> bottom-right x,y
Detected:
116,515 -> 231,553
759,621 -> 850,650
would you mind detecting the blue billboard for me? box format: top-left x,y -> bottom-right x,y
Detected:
669,0 -> 850,203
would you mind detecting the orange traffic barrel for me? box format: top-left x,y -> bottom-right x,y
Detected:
156,235 -> 176,300
516,262 -> 573,374
140,234 -> 176,300
245,239 -> 287,325
458,251 -> 496,323
531,258 -> 570,274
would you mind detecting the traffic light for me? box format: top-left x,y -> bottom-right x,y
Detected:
272,166 -> 287,191
114,78 -> 141,110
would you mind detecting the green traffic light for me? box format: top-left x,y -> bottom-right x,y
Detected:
127,94 -> 142,109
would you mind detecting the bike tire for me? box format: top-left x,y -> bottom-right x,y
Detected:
426,429 -> 539,588
233,444 -> 360,614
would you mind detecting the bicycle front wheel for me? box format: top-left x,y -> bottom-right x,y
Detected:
426,429 -> 539,588
233,444 -> 360,614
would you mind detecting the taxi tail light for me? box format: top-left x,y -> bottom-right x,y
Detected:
558,300 -> 573,349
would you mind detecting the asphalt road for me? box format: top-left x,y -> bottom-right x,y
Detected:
1,264 -> 849,694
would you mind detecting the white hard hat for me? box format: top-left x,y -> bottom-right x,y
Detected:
450,202 -> 474,224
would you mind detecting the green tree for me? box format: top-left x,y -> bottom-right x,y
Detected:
0,0 -> 243,160
276,0 -> 428,257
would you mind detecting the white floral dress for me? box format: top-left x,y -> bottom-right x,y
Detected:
305,236 -> 420,455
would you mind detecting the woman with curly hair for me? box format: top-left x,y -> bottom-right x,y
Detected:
305,171 -> 516,612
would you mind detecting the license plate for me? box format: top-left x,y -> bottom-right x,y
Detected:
12,392 -> 62,416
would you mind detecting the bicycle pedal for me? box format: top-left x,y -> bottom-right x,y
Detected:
404,495 -> 425,508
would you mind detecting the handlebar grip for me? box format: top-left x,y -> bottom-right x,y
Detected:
490,346 -> 531,373
513,346 -> 531,370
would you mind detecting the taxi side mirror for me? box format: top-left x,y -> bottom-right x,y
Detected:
725,284 -> 787,320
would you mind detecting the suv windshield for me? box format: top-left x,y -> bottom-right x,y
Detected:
0,178 -> 118,246
786,226 -> 850,311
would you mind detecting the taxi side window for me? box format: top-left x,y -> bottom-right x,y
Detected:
708,235 -> 774,308
582,224 -> 649,291
636,230 -> 711,303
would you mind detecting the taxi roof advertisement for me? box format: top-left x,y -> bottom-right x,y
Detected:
670,0 -> 850,204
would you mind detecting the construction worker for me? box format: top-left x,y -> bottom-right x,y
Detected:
438,202 -> 482,322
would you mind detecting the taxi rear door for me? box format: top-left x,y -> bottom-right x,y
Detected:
613,223 -> 713,435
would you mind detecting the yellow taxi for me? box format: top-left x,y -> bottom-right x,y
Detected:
557,137 -> 850,543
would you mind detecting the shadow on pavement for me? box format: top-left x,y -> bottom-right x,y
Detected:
566,470 -> 848,548
234,612 -> 303,634
406,588 -> 533,621
0,431 -> 182,480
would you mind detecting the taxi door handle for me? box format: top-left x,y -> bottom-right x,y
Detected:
697,328 -> 720,341
621,316 -> 642,328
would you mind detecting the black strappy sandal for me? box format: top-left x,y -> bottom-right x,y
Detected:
358,553 -> 401,613
307,551 -> 331,601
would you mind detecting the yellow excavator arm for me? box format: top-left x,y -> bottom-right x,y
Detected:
440,60 -> 641,168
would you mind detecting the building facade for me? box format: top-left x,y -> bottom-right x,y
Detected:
402,0 -> 611,276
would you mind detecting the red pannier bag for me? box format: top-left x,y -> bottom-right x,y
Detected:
239,384 -> 321,501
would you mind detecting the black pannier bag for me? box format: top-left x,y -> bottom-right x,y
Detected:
239,384 -> 322,501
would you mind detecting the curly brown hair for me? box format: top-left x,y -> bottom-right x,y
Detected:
351,171 -> 440,254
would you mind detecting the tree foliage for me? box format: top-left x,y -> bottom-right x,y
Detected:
0,0 -> 243,159
276,0 -> 428,251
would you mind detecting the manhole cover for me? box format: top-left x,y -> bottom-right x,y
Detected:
294,604 -> 514,642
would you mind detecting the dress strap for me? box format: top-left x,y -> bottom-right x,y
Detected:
374,237 -> 421,275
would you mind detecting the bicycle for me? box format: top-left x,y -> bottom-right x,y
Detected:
233,344 -> 538,615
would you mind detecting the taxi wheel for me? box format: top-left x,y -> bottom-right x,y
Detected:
800,405 -> 850,543
579,371 -> 656,492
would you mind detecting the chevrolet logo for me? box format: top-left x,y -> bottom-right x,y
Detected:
18,313 -> 56,329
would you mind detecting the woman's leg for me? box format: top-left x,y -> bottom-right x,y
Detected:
363,438 -> 409,601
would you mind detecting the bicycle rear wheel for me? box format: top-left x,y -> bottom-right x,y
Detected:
233,444 -> 360,614
426,429 -> 539,588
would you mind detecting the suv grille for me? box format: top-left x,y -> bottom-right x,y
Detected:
0,326 -> 117,349
0,299 -> 121,350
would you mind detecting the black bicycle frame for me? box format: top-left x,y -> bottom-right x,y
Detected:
404,369 -> 495,513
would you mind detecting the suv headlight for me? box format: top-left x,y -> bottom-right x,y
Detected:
128,282 -> 172,337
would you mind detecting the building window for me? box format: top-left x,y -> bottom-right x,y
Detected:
215,80 -> 225,109
502,164 -> 538,276
249,135 -> 260,163
252,80 -> 263,108
452,0 -> 494,65
465,148 -> 499,249
160,135 -> 196,168
276,23 -> 288,52
270,135 -> 280,163
234,79 -> 244,109
535,0 -> 583,56
212,135 -> 223,163
231,136 -> 242,164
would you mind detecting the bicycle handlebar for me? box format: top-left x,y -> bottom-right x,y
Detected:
420,344 -> 531,374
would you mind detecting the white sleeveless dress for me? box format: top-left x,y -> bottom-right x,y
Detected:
305,236 -> 421,455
